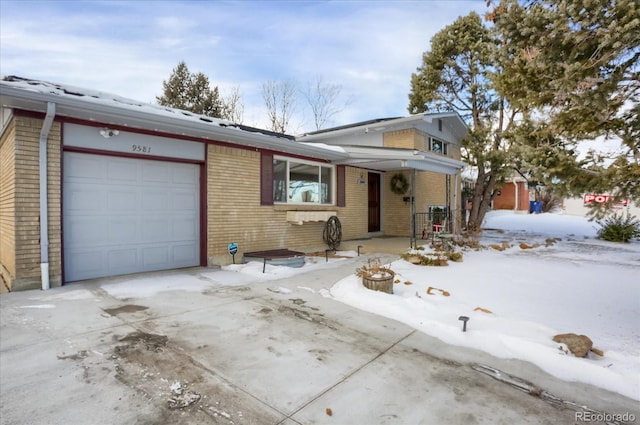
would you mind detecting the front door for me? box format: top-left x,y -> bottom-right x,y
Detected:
368,172 -> 381,232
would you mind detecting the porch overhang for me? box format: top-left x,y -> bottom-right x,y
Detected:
332,146 -> 466,175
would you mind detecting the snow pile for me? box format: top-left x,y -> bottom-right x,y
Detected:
483,210 -> 600,238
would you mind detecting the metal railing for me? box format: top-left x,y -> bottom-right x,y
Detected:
414,209 -> 451,240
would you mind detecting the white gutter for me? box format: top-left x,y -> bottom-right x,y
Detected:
39,102 -> 55,290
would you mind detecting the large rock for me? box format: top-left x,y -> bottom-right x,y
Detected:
553,333 -> 593,357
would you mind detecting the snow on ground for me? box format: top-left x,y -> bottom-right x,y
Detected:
97,211 -> 639,400
100,252 -> 358,299
332,211 -> 639,401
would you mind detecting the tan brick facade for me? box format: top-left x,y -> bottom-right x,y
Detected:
0,114 -> 62,291
338,167 -> 369,240
206,145 -> 370,265
383,129 -> 424,150
383,127 -> 462,162
0,118 -> 16,290
381,128 -> 462,235
0,107 -> 462,288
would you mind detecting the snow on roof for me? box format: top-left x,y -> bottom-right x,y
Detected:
0,75 -> 346,159
1,75 -> 229,126
0,76 -> 305,141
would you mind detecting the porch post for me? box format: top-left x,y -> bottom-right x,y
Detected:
453,173 -> 459,234
410,168 -> 416,248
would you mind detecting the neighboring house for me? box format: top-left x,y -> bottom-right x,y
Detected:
0,76 -> 466,291
492,177 -> 530,212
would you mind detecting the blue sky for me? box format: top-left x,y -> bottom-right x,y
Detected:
0,0 -> 486,133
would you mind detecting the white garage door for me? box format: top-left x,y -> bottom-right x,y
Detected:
63,152 -> 200,282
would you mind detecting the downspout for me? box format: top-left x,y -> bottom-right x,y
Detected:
513,178 -> 518,212
39,102 -> 56,290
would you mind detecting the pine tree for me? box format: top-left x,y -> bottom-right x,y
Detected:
409,12 -> 516,231
490,0 -> 640,208
156,61 -> 225,118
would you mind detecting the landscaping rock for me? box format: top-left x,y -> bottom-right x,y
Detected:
553,333 -> 593,357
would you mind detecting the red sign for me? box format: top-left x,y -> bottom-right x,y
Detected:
583,194 -> 629,207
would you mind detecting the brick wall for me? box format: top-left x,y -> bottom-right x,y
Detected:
337,167 -> 368,240
383,170 -> 462,237
493,181 -> 529,211
383,171 -> 412,236
1,115 -> 62,291
0,119 -> 16,289
46,122 -> 62,286
206,146 -> 369,265
383,129 -> 423,150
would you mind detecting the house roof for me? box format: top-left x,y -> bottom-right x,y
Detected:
0,76 -> 346,161
0,76 -> 466,175
299,111 -> 469,143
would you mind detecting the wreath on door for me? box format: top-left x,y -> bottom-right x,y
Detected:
390,173 -> 409,195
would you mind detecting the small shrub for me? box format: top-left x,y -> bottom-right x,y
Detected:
545,237 -> 561,246
401,253 -> 448,266
447,251 -> 463,262
539,191 -> 563,213
597,212 -> 640,242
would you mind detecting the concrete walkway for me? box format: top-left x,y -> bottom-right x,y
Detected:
1,250 -> 637,425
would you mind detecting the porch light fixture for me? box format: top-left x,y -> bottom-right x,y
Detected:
99,128 -> 119,138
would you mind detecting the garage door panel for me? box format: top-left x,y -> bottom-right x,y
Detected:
173,164 -> 199,184
64,152 -> 200,282
172,192 -> 198,210
173,244 -> 197,264
173,218 -> 197,239
108,219 -> 138,243
66,156 -> 103,179
66,218 -> 109,247
67,189 -> 104,211
107,190 -> 138,211
107,159 -> 138,181
142,246 -> 169,266
143,192 -> 168,211
143,219 -> 170,241
68,250 -> 104,275
108,248 -> 138,270
143,162 -> 170,183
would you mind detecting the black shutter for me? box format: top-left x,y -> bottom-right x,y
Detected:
260,152 -> 274,205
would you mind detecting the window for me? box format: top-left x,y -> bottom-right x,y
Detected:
430,137 -> 447,155
273,157 -> 334,204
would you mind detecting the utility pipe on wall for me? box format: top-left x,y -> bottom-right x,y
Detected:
513,178 -> 518,212
39,102 -> 56,290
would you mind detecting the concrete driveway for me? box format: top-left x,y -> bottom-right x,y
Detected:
1,252 -> 637,425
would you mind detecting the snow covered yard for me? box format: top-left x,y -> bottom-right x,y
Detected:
331,211 -> 640,401
98,210 -> 639,402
